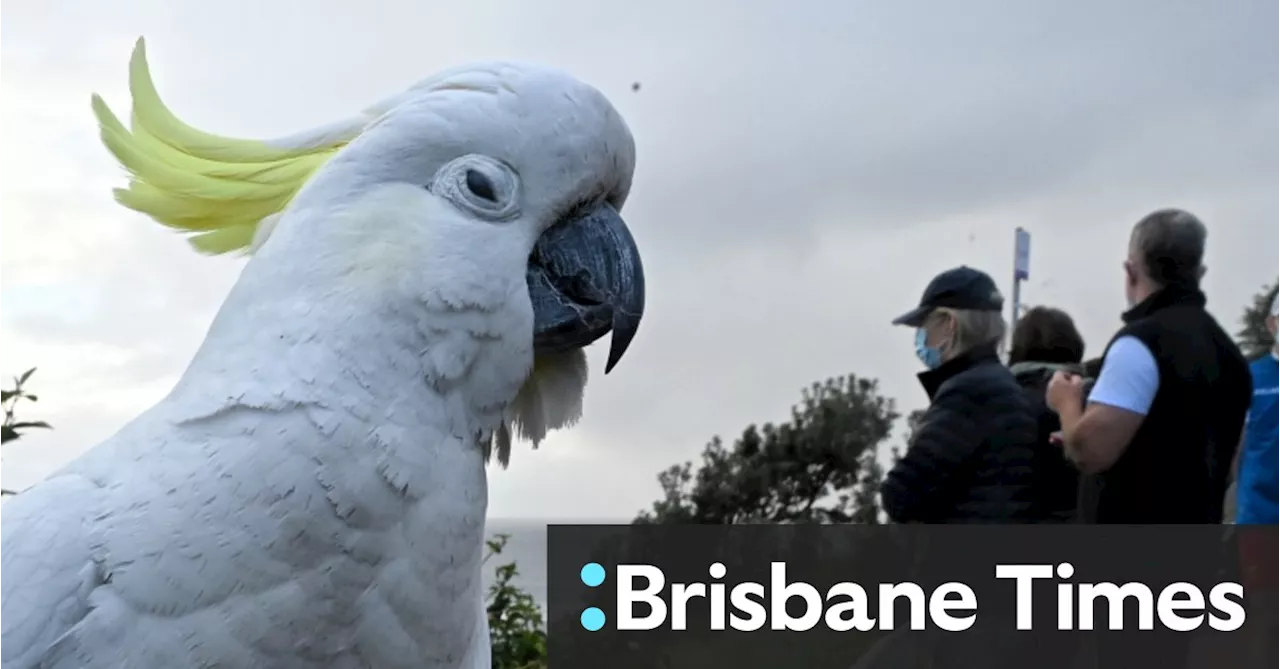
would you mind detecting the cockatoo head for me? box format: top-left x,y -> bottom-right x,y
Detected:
92,39 -> 645,464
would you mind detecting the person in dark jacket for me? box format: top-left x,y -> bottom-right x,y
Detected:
1007,306 -> 1086,522
1046,208 -> 1252,524
1045,209 -> 1252,669
881,266 -> 1039,523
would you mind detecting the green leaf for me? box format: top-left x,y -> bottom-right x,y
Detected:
485,533 -> 547,669
18,368 -> 36,385
9,421 -> 51,430
24,395 -> 37,402
1,425 -> 19,444
0,390 -> 15,403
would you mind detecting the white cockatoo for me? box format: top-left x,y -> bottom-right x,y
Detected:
1,39 -> 644,669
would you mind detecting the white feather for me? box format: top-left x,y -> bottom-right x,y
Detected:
2,60 -> 635,669
490,349 -> 589,467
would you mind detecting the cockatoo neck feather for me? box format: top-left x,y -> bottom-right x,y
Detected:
179,185 -> 588,468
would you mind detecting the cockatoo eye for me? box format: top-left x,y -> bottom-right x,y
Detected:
430,154 -> 520,222
465,169 -> 497,202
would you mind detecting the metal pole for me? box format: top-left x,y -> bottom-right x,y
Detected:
1011,274 -> 1022,337
1009,227 -> 1030,354
1013,275 -> 1024,324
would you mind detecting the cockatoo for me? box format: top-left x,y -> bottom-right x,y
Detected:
1,38 -> 644,669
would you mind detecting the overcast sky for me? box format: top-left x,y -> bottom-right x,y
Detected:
1,0 -> 1276,519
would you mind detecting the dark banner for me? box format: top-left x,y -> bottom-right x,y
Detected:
547,524 -> 1277,669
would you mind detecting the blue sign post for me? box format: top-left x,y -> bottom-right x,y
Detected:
1014,227 -> 1031,282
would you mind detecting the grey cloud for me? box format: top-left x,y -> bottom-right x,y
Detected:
492,0 -> 1278,257
41,0 -> 1277,257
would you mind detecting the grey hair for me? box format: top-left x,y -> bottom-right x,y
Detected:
936,307 -> 1007,360
1130,209 -> 1207,288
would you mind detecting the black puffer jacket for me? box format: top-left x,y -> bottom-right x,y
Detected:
1008,361 -> 1085,523
881,346 -> 1040,523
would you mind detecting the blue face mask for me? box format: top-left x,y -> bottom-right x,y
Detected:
914,328 -> 942,370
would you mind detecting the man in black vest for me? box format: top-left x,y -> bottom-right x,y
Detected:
1045,208 -> 1251,524
1044,209 -> 1252,668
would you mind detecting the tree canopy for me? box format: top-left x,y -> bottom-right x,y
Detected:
634,374 -> 899,524
1236,280 -> 1278,360
2,367 -> 52,496
484,534 -> 547,669
1,367 -> 51,446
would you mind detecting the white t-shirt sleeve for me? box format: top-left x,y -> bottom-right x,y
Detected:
1087,335 -> 1160,416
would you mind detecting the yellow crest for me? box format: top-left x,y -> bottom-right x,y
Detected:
92,39 -> 359,255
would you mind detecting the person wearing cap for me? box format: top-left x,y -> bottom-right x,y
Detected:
881,265 -> 1040,523
1045,209 -> 1252,524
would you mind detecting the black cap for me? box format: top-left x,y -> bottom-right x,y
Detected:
891,265 -> 1004,327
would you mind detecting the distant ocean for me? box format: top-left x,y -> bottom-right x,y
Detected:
482,518 -> 625,613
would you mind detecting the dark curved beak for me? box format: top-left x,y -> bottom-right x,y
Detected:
527,202 -> 645,374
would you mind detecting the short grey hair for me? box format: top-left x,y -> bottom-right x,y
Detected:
935,307 -> 1007,360
1130,209 -> 1207,288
